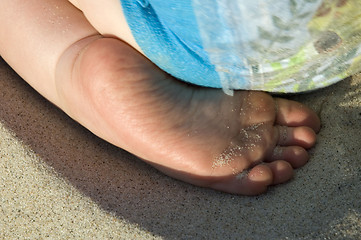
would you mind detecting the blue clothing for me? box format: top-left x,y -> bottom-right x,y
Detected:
121,0 -> 361,93
120,0 -> 221,88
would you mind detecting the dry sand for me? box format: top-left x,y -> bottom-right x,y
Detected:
0,57 -> 360,239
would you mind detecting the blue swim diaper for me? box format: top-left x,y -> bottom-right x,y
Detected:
121,0 -> 361,93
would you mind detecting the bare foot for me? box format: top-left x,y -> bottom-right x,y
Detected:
56,37 -> 320,195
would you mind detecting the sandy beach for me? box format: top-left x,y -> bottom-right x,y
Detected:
0,57 -> 360,239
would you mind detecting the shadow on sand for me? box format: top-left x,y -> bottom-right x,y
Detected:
0,58 -> 360,239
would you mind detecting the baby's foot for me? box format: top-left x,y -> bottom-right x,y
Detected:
56,38 -> 320,195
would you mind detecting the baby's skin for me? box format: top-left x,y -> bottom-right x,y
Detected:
0,0 -> 320,195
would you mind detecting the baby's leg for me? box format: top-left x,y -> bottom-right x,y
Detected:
0,0 -> 100,106
0,0 -> 320,195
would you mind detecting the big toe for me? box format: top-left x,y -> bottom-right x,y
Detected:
275,98 -> 321,132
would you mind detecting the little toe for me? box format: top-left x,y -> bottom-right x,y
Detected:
275,125 -> 317,149
210,164 -> 274,195
267,160 -> 294,185
269,146 -> 309,168
275,98 -> 321,132
213,161 -> 293,195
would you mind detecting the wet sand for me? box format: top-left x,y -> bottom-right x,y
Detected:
0,57 -> 360,239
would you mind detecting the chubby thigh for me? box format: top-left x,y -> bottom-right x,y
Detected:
67,0 -> 142,54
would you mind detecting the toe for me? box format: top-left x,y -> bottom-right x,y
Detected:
275,98 -> 321,132
275,125 -> 317,149
269,146 -> 309,168
210,164 -> 274,195
267,160 -> 294,185
210,160 -> 294,195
